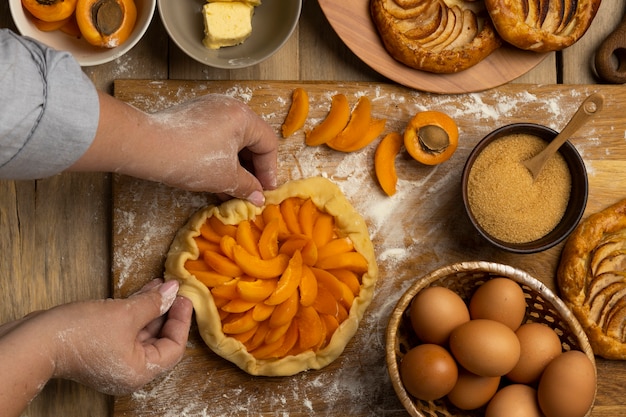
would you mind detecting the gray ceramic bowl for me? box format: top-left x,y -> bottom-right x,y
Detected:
461,123 -> 588,254
9,0 -> 155,66
158,0 -> 302,69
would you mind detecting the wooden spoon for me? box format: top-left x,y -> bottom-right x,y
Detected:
522,93 -> 604,180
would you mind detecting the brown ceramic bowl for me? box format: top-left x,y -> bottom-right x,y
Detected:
386,261 -> 596,417
461,123 -> 588,254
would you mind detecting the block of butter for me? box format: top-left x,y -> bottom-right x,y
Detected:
202,2 -> 254,50
207,0 -> 261,6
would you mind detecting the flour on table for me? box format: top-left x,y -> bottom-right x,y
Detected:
116,84 -> 604,416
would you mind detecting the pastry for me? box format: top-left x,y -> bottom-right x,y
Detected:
484,0 -> 602,52
557,199 -> 626,359
370,0 -> 502,73
165,177 -> 378,375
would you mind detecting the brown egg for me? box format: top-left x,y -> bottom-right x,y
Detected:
507,322 -> 563,384
449,319 -> 520,377
485,384 -> 543,417
399,344 -> 458,401
538,350 -> 596,417
409,286 -> 470,345
446,368 -> 501,410
469,277 -> 527,330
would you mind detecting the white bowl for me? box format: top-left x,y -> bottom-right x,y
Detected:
158,0 -> 302,69
9,0 -> 156,66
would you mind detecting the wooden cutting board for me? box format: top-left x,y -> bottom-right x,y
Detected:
112,80 -> 626,417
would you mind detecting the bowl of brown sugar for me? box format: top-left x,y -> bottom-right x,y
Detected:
462,123 -> 588,253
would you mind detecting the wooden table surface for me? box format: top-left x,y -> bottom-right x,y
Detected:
1,1 -> 625,416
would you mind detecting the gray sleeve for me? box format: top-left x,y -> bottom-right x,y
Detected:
0,29 -> 99,180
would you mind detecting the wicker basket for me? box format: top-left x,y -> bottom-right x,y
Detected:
385,261 -> 596,417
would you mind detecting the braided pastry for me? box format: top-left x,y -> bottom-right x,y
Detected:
484,0 -> 602,52
557,199 -> 626,360
370,0 -> 502,73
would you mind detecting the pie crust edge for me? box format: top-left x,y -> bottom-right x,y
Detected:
164,176 -> 379,375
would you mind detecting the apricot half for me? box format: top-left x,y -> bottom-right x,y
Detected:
76,0 -> 137,48
22,0 -> 78,22
404,110 -> 459,165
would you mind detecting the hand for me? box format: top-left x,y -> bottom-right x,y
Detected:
48,279 -> 193,395
69,93 -> 279,206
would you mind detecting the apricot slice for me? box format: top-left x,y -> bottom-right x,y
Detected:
374,132 -> 404,196
268,321 -> 299,359
299,265 -> 318,307
305,94 -> 351,146
265,250 -> 303,306
193,270 -> 232,287
211,278 -> 240,300
203,249 -> 244,277
236,220 -> 261,258
328,118 -> 387,153
221,298 -> 257,314
404,110 -> 459,165
257,218 -> 280,260
315,252 -> 369,273
195,237 -> 220,255
297,306 -> 325,350
311,267 -> 345,302
298,198 -> 319,238
317,237 -> 354,262
326,96 -> 372,151
252,302 -> 275,322
232,245 -> 290,279
222,309 -> 256,334
212,216 -> 238,238
329,268 -> 361,296
280,197 -> 302,235
245,320 -> 270,351
200,221 -> 222,243
312,212 -> 335,249
237,278 -> 277,302
312,286 -> 340,317
231,324 -> 258,344
261,204 -> 290,240
76,0 -> 137,48
281,87 -> 309,138
268,290 -> 299,328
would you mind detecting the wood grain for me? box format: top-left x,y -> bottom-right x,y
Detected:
112,80 -> 626,417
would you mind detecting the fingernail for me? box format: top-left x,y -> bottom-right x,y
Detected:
159,280 -> 179,315
247,190 -> 265,206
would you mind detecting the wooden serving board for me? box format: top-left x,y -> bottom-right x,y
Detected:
112,80 -> 626,417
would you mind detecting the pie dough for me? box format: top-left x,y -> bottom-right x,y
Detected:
557,199 -> 626,360
165,177 -> 378,375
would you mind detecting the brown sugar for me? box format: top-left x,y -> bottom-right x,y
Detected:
467,133 -> 572,243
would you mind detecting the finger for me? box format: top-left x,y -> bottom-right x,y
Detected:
128,280 -> 180,330
236,164 -> 266,206
137,315 -> 166,343
143,296 -> 193,370
242,115 -> 279,190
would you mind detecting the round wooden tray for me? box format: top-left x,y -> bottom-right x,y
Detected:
318,0 -> 549,94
